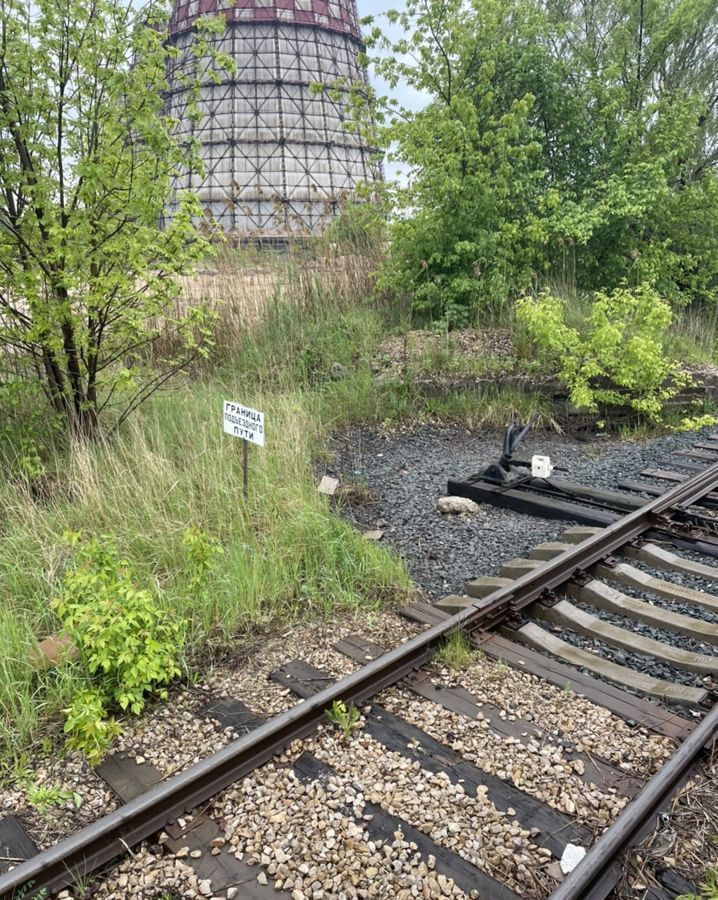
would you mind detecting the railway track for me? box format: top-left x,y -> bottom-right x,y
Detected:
3,436 -> 718,899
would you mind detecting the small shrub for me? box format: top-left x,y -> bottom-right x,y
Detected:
51,534 -> 186,761
517,283 -> 688,420
435,630 -> 475,670
674,414 -> 718,433
26,783 -> 83,815
62,689 -> 122,765
15,441 -> 46,484
182,525 -> 223,601
325,700 -> 361,738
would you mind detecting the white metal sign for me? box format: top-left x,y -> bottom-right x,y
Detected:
223,400 -> 265,446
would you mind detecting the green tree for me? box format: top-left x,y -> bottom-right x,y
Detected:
358,0 -> 718,324
361,0 -> 552,326
539,0 -> 718,303
0,0 -> 223,439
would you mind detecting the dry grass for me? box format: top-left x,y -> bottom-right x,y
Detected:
151,243 -> 387,361
618,745 -> 718,897
178,268 -> 277,326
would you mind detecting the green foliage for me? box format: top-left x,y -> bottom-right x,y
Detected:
5,439 -> 47,487
0,380 -> 60,463
182,525 -> 224,602
26,783 -> 83,815
435,630 -> 476,671
674,414 -> 718,433
62,689 -> 122,765
517,284 -> 687,419
325,700 -> 361,738
677,868 -> 718,900
539,0 -> 718,305
232,281 -> 385,390
0,366 -> 411,762
322,200 -> 387,253
14,882 -> 48,900
0,0 -> 224,438
51,534 -> 185,761
356,0 -> 718,324
371,1 -> 549,327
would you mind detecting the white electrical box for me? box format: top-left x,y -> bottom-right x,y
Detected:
531,455 -> 554,478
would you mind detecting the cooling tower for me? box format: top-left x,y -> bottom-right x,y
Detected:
165,0 -> 381,240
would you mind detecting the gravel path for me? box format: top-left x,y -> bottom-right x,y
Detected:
325,424 -> 716,601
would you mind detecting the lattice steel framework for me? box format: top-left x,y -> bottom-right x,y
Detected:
165,0 -> 381,240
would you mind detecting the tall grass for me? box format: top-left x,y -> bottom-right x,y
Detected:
0,240 -> 553,765
0,244 -> 404,764
667,304 -> 718,364
154,241 -> 387,363
0,381 -> 411,762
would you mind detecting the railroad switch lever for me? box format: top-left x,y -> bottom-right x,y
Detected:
481,421 -> 534,484
481,421 -> 568,484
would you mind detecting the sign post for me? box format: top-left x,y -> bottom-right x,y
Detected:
243,438 -> 249,500
223,400 -> 265,500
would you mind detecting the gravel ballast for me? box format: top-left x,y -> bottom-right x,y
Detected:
326,424 -> 717,602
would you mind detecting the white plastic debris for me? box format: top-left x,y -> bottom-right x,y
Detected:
531,454 -> 554,478
560,843 -> 587,874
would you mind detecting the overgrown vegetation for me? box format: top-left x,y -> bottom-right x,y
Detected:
0,239 -> 568,766
517,283 -> 688,419
356,0 -> 718,327
0,0 -> 225,439
0,349 -> 404,763
2,0 -> 718,771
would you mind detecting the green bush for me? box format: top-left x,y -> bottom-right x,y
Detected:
182,525 -> 224,603
517,283 -> 687,420
51,533 -> 187,761
62,689 -> 122,765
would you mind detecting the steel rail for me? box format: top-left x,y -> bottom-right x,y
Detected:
549,700 -> 718,900
3,459 -> 718,899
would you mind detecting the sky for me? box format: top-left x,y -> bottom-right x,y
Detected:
355,0 -> 428,114
354,0 -> 429,181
